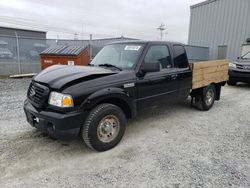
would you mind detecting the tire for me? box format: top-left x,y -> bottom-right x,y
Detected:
81,103 -> 127,151
227,80 -> 237,86
195,84 -> 216,111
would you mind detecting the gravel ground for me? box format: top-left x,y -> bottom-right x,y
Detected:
0,78 -> 249,188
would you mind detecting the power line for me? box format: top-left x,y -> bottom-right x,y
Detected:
0,15 -> 156,39
0,16 -> 116,38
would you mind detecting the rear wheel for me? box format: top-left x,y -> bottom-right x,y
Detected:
227,80 -> 237,86
195,84 -> 216,111
81,103 -> 127,151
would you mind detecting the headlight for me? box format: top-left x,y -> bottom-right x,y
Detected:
229,62 -> 236,68
48,92 -> 74,107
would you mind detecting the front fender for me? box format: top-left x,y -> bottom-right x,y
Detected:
80,87 -> 136,117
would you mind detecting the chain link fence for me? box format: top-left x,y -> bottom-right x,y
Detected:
0,35 -> 209,75
0,36 -> 133,75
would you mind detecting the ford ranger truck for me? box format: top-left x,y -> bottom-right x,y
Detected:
24,41 -> 227,151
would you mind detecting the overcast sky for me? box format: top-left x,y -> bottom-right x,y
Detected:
0,0 -> 204,43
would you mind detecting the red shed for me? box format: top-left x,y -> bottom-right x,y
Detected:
40,45 -> 90,70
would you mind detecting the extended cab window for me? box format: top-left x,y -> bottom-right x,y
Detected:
144,45 -> 172,70
173,45 -> 188,68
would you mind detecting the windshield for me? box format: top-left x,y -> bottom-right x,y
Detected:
242,51 -> 250,59
90,43 -> 143,70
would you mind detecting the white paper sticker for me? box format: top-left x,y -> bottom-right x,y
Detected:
68,61 -> 75,66
44,60 -> 53,64
124,83 -> 135,88
124,45 -> 141,51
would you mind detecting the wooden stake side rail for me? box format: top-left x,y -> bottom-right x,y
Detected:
189,60 -> 229,89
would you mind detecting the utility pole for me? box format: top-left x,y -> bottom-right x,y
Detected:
81,24 -> 84,40
56,34 -> 59,44
157,24 -> 167,41
81,24 -> 84,47
74,33 -> 78,40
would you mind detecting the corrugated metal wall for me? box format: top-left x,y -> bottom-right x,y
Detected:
188,0 -> 250,61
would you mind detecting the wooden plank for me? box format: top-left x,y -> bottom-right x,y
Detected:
192,66 -> 228,79
190,59 -> 228,70
193,71 -> 228,82
190,59 -> 229,89
192,75 -> 228,89
192,64 -> 228,77
193,74 -> 228,86
9,73 -> 36,78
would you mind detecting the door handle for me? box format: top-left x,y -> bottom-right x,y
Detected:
170,74 -> 178,80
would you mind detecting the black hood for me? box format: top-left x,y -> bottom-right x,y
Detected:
34,65 -> 116,89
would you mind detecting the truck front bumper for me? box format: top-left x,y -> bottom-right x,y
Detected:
24,99 -> 87,139
229,69 -> 250,83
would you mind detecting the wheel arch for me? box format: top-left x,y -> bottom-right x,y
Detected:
191,83 -> 222,100
80,87 -> 136,119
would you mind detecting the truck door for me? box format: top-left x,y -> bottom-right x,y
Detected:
137,44 -> 179,109
172,44 -> 192,100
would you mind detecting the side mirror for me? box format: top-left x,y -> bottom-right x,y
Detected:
141,62 -> 160,74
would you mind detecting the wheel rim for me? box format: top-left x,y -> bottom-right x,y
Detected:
205,89 -> 214,106
97,115 -> 120,143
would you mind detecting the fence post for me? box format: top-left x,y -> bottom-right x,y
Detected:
15,32 -> 21,74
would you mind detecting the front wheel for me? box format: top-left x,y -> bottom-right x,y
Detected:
195,84 -> 216,111
81,103 -> 127,151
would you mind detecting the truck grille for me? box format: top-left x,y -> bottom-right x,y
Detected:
236,64 -> 250,70
236,64 -> 244,69
27,81 -> 50,108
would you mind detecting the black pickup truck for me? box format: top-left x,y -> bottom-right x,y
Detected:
24,41 -> 225,151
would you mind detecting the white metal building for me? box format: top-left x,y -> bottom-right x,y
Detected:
188,0 -> 250,61
0,26 -> 46,38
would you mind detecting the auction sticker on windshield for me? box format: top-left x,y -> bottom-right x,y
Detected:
124,45 -> 141,51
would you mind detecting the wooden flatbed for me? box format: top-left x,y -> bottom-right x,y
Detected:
189,60 -> 229,89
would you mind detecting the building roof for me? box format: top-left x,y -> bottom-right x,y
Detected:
92,36 -> 138,41
109,40 -> 183,46
41,45 -> 87,56
190,0 -> 217,9
0,26 -> 47,33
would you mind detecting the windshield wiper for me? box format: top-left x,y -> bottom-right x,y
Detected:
98,63 -> 122,71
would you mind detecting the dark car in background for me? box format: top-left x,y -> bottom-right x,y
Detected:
228,51 -> 250,85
